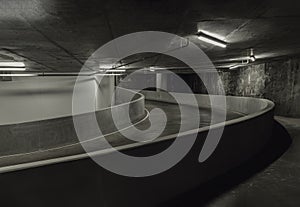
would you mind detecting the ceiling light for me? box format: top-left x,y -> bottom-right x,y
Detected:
0,67 -> 26,71
0,62 -> 25,67
99,69 -> 126,73
99,63 -> 127,70
94,74 -> 124,76
229,65 -> 240,70
0,73 -> 37,77
99,64 -> 114,70
0,62 -> 26,71
197,32 -> 227,48
148,66 -> 156,72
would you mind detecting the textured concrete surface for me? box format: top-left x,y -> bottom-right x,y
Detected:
217,57 -> 300,117
0,88 -> 144,156
178,57 -> 300,117
0,0 -> 300,71
0,100 -> 275,207
0,100 -> 242,168
192,116 -> 299,207
166,117 -> 300,207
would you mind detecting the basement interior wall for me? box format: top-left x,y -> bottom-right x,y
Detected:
0,76 -> 115,125
218,57 -> 300,117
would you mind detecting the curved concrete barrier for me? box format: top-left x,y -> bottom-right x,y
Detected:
0,89 -> 275,207
0,87 -> 145,156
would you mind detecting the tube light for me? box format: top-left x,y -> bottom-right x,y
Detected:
0,67 -> 26,71
99,69 -> 126,73
0,62 -> 25,67
94,74 -> 124,76
0,73 -> 37,77
197,32 -> 227,48
229,65 -> 240,70
0,72 -> 124,77
99,64 -> 126,70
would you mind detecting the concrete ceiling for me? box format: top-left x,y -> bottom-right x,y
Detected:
0,0 -> 300,72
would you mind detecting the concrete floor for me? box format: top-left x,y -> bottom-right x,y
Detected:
168,116 -> 300,207
0,102 -> 293,206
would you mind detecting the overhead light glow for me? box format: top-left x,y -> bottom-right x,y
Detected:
197,32 -> 227,48
99,63 -> 127,70
0,73 -> 37,77
198,36 -> 227,48
99,69 -> 126,73
149,66 -> 156,72
99,63 -> 115,69
148,66 -> 166,72
0,67 -> 26,71
229,65 -> 240,70
94,74 -> 124,76
0,62 -> 25,67
0,62 -> 26,71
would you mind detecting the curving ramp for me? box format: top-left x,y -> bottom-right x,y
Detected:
0,88 -> 278,207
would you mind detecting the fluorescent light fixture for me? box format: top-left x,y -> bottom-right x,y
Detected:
148,66 -> 164,72
149,66 -> 156,72
0,62 -> 26,71
0,62 -> 25,67
229,65 -> 240,70
99,63 -> 127,70
0,72 -> 124,77
197,32 -> 227,48
99,64 -> 114,69
0,73 -> 37,77
99,69 -> 126,73
0,67 -> 26,71
94,74 -> 124,76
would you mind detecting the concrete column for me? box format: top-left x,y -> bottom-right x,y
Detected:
94,75 -> 115,109
156,73 -> 168,91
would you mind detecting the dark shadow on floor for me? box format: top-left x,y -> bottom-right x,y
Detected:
162,120 -> 292,207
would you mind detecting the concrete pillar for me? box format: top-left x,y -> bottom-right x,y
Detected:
156,73 -> 168,91
94,75 -> 115,109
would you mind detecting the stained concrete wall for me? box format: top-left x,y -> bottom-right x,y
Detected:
153,58 -> 300,117
218,58 -> 300,117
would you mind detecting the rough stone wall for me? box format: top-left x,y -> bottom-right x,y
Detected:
264,59 -> 300,117
235,64 -> 268,98
218,70 -> 237,96
218,58 -> 300,117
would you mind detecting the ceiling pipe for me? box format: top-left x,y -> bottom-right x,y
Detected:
0,72 -> 124,77
229,59 -> 250,70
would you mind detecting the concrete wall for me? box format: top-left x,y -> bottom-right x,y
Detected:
218,58 -> 300,117
0,76 -> 115,125
0,92 -> 275,207
0,87 -> 145,156
172,58 -> 300,117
